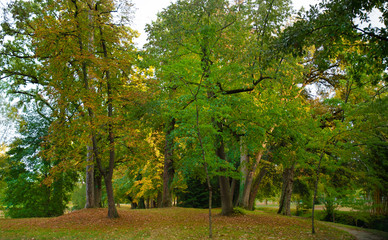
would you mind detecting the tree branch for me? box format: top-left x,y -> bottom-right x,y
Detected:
220,76 -> 272,95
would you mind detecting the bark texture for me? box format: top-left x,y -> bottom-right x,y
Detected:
247,167 -> 268,210
94,170 -> 102,207
239,131 -> 272,210
85,145 -> 95,208
278,164 -> 295,216
238,137 -> 248,206
217,137 -> 234,216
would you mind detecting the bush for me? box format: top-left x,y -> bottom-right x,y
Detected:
233,207 -> 247,215
333,211 -> 370,227
319,210 -> 388,232
71,184 -> 86,210
368,215 -> 388,232
176,177 -> 220,209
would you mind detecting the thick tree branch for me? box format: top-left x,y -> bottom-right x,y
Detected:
220,76 -> 272,95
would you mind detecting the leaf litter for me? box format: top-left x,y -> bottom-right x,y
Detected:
0,207 -> 355,239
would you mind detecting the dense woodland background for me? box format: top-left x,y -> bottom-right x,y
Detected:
0,0 -> 387,233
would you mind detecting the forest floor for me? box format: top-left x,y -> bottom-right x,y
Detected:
0,206 -> 357,240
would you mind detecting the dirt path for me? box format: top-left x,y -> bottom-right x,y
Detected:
329,225 -> 387,240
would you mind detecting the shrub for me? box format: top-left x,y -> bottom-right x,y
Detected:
233,207 -> 247,215
176,177 -> 220,208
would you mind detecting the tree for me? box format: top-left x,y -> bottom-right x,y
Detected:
279,0 -> 387,232
146,0 -> 295,216
1,0 -> 141,218
2,107 -> 77,218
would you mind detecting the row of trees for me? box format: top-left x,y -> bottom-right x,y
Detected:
0,0 -> 386,224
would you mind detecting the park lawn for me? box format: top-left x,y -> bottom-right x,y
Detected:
0,207 -> 354,240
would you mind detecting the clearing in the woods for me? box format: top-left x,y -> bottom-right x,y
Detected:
0,207 -> 360,240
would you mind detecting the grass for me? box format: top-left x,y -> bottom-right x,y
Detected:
256,205 -> 388,239
323,221 -> 388,239
0,206 -> 355,240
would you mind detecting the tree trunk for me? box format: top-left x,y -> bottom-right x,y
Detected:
162,118 -> 175,207
99,21 -> 118,218
231,179 -> 239,207
238,136 -> 248,206
104,174 -> 118,218
239,132 -> 271,209
105,68 -> 118,218
242,150 -> 264,208
156,191 -> 162,208
85,145 -> 95,208
278,164 -> 295,216
219,176 -> 234,215
217,136 -> 234,216
247,167 -> 268,210
94,169 -> 102,207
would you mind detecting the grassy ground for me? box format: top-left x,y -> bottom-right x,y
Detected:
256,205 -> 388,240
0,207 -> 355,240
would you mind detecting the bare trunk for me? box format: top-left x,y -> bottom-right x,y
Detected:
217,137 -> 234,216
106,64 -> 118,218
238,136 -> 248,206
219,176 -> 234,215
231,178 -> 239,206
99,20 -> 118,218
240,131 -> 272,209
242,150 -> 264,208
247,167 -> 268,210
85,145 -> 95,208
278,165 -> 295,216
157,191 -> 162,208
104,98 -> 118,217
94,170 -> 102,207
162,118 -> 175,207
104,174 -> 118,218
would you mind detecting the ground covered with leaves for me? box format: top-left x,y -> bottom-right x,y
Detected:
0,207 -> 354,239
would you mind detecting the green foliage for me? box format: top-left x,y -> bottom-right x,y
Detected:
255,164 -> 283,202
71,183 -> 86,211
293,178 -> 312,215
232,207 -> 247,215
2,110 -> 76,218
176,176 -> 220,209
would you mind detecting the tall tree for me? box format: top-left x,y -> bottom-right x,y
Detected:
1,0 -> 140,218
280,0 -> 387,231
146,0 -> 295,215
